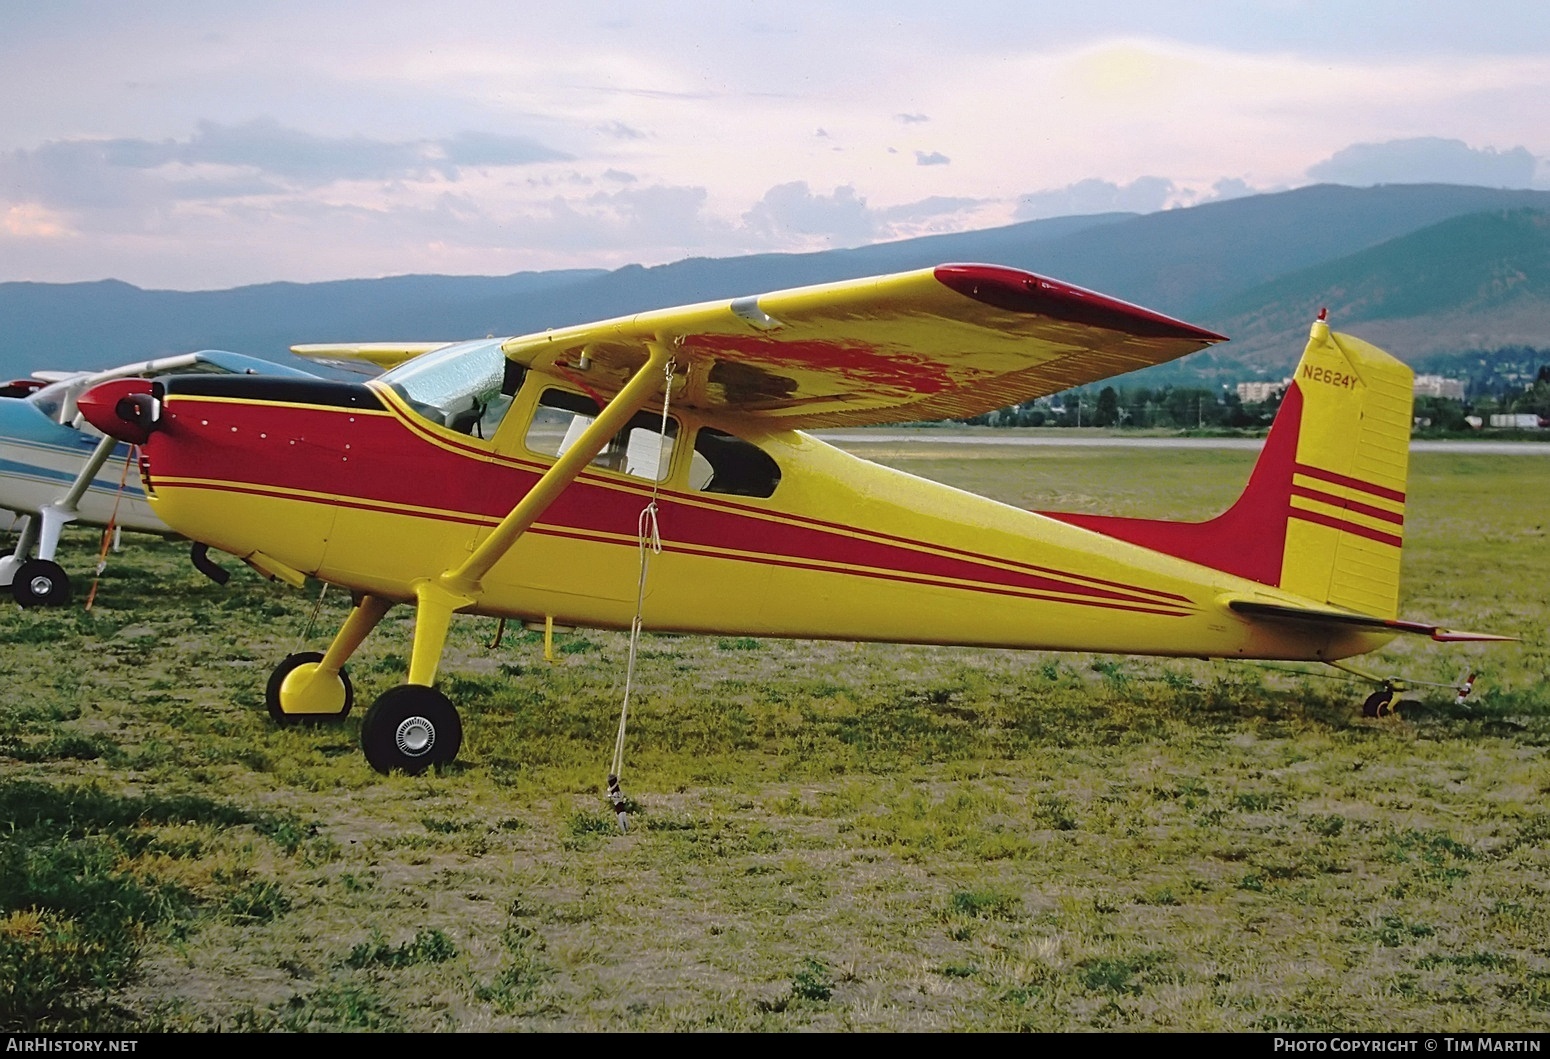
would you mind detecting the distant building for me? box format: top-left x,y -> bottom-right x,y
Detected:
1235,378 -> 1290,403
1414,375 -> 1465,399
1489,413 -> 1544,429
1236,375 -> 1464,403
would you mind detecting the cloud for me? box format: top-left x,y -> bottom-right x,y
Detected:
440,130 -> 571,170
1013,176 -> 1178,220
1202,177 -> 1257,202
1306,137 -> 1540,188
595,121 -> 647,141
896,113 -> 929,124
878,196 -> 984,223
741,182 -> 877,243
559,184 -> 722,248
0,120 -> 572,211
914,150 -> 950,166
738,184 -> 993,249
3,204 -> 72,239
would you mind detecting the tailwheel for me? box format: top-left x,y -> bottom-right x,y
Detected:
360,685 -> 462,776
11,558 -> 71,608
266,651 -> 353,725
1362,685 -> 1402,719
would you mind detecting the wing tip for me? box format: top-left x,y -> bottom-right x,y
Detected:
933,263 -> 1228,344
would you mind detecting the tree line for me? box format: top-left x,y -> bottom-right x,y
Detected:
959,364 -> 1550,433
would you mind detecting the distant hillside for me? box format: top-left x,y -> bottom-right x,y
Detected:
0,269 -> 609,377
4,183 -> 1550,380
352,183 -> 1550,352
1198,208 -> 1550,371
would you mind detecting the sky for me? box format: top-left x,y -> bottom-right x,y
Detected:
2,0 -> 1549,290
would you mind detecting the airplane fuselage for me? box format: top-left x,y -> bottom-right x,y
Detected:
0,398 -> 159,532
135,375 -> 1387,663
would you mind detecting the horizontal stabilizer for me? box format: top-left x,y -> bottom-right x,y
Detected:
1229,600 -> 1517,643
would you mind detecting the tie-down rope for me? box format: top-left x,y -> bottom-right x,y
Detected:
608,354 -> 677,832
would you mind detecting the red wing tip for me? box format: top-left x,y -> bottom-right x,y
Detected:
933,263 -> 1227,344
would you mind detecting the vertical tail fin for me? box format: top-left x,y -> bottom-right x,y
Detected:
1271,317 -> 1412,616
1044,317 -> 1414,617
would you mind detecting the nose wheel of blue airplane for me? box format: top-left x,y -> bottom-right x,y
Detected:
360,685 -> 462,775
11,558 -> 71,608
265,652 -> 354,724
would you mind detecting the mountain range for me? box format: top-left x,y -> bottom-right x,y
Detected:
3,183 -> 1548,386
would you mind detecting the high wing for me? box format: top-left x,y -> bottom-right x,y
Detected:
290,342 -> 454,375
500,264 -> 1226,428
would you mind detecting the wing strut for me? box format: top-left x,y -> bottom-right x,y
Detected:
404,338 -> 677,688
278,338 -> 678,712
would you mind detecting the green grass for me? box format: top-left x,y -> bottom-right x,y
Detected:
0,445 -> 1546,1030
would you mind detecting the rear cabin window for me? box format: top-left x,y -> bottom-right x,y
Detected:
690,428 -> 781,498
525,388 -> 679,482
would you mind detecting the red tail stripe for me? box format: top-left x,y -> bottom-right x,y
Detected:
1292,462 -> 1406,504
1289,485 -> 1405,527
1290,508 -> 1403,549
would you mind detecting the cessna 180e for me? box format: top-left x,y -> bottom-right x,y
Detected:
78,264 -> 1508,775
0,350 -> 314,606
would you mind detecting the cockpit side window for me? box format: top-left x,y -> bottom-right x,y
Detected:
691,428 -> 780,497
524,388 -> 679,482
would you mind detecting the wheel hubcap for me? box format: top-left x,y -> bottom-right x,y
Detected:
27,575 -> 53,596
395,716 -> 435,756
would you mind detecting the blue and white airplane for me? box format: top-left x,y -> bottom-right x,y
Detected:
0,350 -> 315,606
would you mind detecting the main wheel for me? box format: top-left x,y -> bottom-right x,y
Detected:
11,558 -> 71,608
1362,688 -> 1400,718
360,685 -> 462,776
265,652 -> 353,725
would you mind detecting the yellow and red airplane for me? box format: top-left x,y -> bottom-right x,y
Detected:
78,264 -> 1508,775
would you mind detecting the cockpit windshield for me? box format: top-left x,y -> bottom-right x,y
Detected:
25,380 -> 74,424
378,338 -> 524,438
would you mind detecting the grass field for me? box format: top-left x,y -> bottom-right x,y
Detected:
1,441 -> 1547,1032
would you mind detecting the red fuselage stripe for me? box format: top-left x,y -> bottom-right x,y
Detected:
528,525 -> 1195,616
369,392 -> 1195,606
155,396 -> 1197,611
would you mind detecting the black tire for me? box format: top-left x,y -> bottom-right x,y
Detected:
360,685 -> 462,775
11,558 -> 71,608
1362,689 -> 1399,718
265,651 -> 353,725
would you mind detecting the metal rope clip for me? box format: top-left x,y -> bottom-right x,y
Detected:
606,773 -> 629,834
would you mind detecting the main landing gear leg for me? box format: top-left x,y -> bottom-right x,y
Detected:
3,515 -> 73,608
351,341 -> 673,777
0,516 -> 39,588
359,582 -> 468,776
266,593 -> 393,724
7,435 -> 122,607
